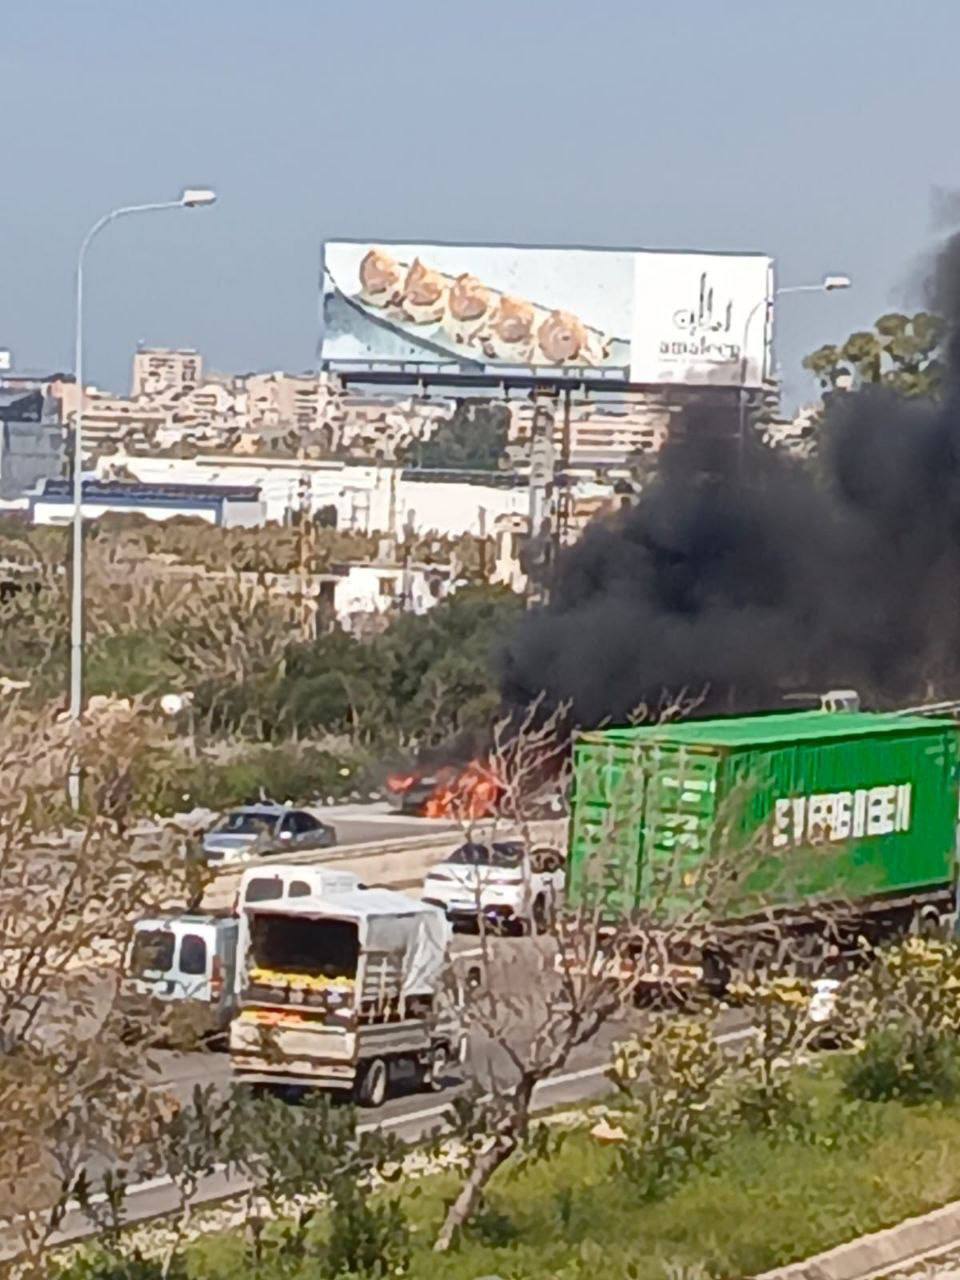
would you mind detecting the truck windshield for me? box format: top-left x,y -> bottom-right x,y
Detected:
130,928 -> 175,976
250,914 -> 359,979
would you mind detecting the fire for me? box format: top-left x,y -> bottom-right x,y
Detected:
386,761 -> 502,818
385,772 -> 417,795
423,760 -> 501,819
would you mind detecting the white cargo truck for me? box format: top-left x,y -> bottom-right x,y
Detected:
229,887 -> 458,1106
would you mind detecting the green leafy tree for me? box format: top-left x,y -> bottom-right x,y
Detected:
804,311 -> 945,399
373,585 -> 523,746
399,399 -> 510,471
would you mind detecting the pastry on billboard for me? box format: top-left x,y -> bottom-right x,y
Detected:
400,258 -> 448,323
537,310 -> 588,364
358,249 -> 402,307
449,273 -> 490,321
447,273 -> 491,342
484,295 -> 535,360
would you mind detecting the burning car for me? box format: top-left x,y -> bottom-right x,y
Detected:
386,760 -> 502,819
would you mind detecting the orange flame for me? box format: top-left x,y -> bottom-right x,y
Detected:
386,772 -> 417,794
423,760 -> 501,819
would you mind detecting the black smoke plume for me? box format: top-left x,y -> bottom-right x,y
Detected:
500,234 -> 960,726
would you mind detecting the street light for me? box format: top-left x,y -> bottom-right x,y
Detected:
737,273 -> 851,477
68,189 -> 217,808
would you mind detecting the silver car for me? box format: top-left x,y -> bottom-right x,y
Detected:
201,805 -> 336,865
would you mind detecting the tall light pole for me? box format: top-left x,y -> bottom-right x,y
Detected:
68,188 -> 217,809
737,274 -> 851,479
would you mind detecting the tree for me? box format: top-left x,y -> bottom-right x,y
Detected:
0,699 -> 213,1274
803,312 -> 945,399
373,585 -> 523,747
398,400 -> 510,471
426,701 -> 628,1249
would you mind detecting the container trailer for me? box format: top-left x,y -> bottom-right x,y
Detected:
566,707 -> 960,988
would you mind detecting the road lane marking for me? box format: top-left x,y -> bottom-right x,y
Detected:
58,1026 -> 760,1227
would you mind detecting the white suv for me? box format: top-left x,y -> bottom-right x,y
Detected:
422,841 -> 565,933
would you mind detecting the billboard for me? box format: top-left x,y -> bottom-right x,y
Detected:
321,241 -> 773,386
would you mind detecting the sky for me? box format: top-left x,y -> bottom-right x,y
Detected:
1,0 -> 958,406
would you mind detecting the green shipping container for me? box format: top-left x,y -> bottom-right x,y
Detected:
567,711 -> 960,923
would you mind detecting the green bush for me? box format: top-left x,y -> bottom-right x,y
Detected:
844,1023 -> 960,1105
48,1249 -> 185,1280
324,1179 -> 411,1278
133,743 -> 372,816
733,1076 -> 814,1137
611,1016 -> 730,1202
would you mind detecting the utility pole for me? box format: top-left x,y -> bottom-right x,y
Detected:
551,385 -> 573,566
296,440 -> 315,641
525,393 -> 556,607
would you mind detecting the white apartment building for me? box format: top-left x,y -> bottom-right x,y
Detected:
326,560 -> 456,630
131,348 -> 203,397
94,450 -> 530,537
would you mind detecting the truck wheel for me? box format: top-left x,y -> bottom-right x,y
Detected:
912,906 -> 944,939
424,1042 -> 449,1093
700,949 -> 731,997
356,1057 -> 389,1108
531,895 -> 550,933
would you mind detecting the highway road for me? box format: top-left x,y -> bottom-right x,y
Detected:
314,802 -> 458,849
36,1006 -> 754,1251
16,930 -> 755,1255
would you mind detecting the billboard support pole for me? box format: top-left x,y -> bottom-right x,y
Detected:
555,385 -> 573,553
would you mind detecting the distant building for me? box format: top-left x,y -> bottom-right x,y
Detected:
0,389 -> 65,501
29,479 -> 265,528
318,558 -> 457,632
93,450 -> 532,536
131,347 -> 203,397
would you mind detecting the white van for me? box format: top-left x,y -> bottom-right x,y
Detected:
125,913 -> 239,1036
235,864 -> 366,911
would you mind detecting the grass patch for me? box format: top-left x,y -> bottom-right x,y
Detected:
179,1065 -> 960,1280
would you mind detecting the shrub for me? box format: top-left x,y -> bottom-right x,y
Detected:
611,1016 -> 730,1201
842,938 -> 960,1038
48,1250 -> 185,1280
844,1023 -> 960,1105
324,1178 -> 411,1278
132,742 -> 372,816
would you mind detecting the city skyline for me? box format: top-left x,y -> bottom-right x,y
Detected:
2,1 -> 958,406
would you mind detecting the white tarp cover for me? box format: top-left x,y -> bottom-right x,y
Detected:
365,908 -> 450,997
244,888 -> 451,997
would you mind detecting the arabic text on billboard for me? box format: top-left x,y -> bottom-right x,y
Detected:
322,242 -> 773,386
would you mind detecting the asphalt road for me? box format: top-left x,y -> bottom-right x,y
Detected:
36,1008 -> 753,1252
316,802 -> 458,849
17,932 -> 755,1256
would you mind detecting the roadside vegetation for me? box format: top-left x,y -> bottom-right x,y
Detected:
0,516 -> 522,813
42,940 -> 960,1280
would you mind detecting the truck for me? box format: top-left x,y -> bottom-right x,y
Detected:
229,886 -> 459,1105
566,706 -> 960,989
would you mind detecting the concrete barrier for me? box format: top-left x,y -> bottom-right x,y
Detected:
200,818 -> 568,911
753,1197 -> 960,1280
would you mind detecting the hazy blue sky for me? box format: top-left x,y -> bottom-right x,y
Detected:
2,0 -> 957,404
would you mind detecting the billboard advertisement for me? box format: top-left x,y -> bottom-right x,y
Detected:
321,241 -> 773,386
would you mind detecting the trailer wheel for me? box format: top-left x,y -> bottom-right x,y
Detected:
424,1042 -> 449,1093
356,1057 -> 389,1108
700,948 -> 731,998
912,906 -> 944,939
